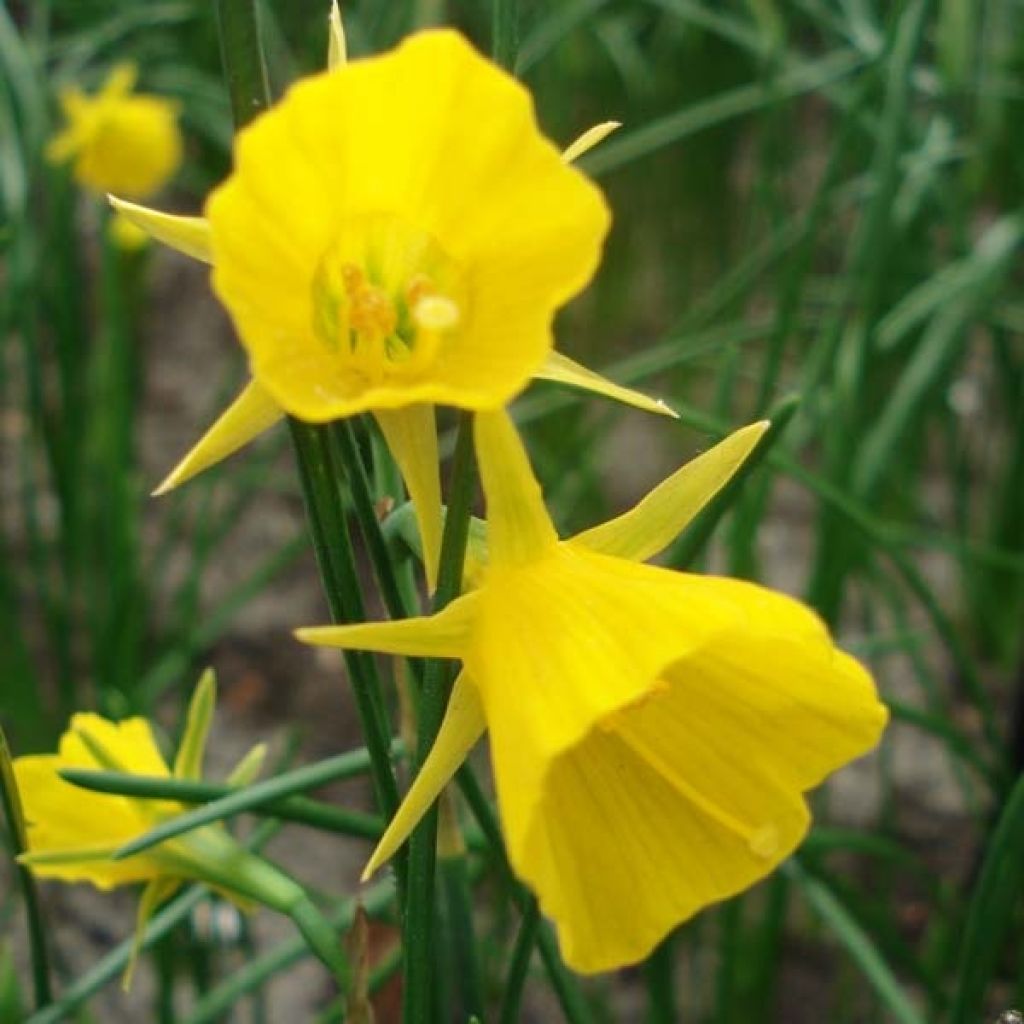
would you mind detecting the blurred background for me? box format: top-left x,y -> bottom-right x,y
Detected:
1,0 -> 1023,1021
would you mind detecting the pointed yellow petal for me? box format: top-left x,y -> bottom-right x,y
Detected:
327,0 -> 347,70
173,669 -> 216,781
101,62 -> 138,102
362,672 -> 485,881
123,876 -> 180,990
63,715 -> 170,777
108,196 -> 212,263
153,380 -> 283,495
535,350 -> 676,418
474,410 -> 558,567
570,422 -> 769,562
295,592 -> 479,658
561,120 -> 621,164
374,405 -> 442,592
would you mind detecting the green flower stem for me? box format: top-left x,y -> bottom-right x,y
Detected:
328,420 -> 414,625
183,877 -> 397,1024
492,0 -> 520,71
644,935 -> 677,1024
286,420 -> 402,845
215,0 -> 270,126
402,413 -> 476,1024
59,767 -> 385,839
329,418 -> 486,1020
499,896 -> 539,1024
93,743 -> 400,859
0,726 -> 52,1009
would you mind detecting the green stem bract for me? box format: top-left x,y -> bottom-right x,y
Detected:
402,413 -> 476,1024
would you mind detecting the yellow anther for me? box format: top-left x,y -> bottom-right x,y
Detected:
413,295 -> 460,332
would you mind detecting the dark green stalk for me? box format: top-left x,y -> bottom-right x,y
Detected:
491,0 -> 520,71
331,420 -> 486,1017
59,766 -> 386,839
216,0 -> 270,125
439,847 -> 484,1020
287,420 -> 402,839
0,727 -> 51,1009
402,413 -> 476,1024
329,420 -> 412,625
643,935 -> 677,1024
499,897 -> 540,1024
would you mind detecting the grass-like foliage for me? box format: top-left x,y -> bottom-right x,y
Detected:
1,0 -> 1023,1021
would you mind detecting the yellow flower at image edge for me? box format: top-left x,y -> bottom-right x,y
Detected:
48,63 -> 182,199
13,673 -> 345,983
298,414 -> 889,973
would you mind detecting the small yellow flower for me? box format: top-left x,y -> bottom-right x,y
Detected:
48,63 -> 182,199
13,673 -> 344,983
297,412 -> 889,973
108,22 -> 669,589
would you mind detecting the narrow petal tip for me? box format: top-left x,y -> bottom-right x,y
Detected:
151,475 -> 176,498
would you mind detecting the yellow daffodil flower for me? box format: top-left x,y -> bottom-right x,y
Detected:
108,12 -> 671,588
13,672 -> 343,983
48,62 -> 182,200
297,412 -> 889,973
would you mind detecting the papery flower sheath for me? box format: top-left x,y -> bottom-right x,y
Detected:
297,412 -> 889,973
13,673 -> 343,982
108,14 -> 670,587
48,62 -> 182,199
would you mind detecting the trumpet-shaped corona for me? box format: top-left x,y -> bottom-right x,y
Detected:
297,413 -> 889,973
48,63 -> 182,199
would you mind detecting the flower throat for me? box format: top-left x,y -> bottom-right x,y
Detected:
311,213 -> 465,387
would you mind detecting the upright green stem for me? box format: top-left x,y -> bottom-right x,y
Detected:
0,727 -> 51,1009
286,422 -> 403,863
499,897 -> 540,1024
644,935 -> 677,1024
216,0 -> 270,125
492,0 -> 520,71
402,413 -> 476,1024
